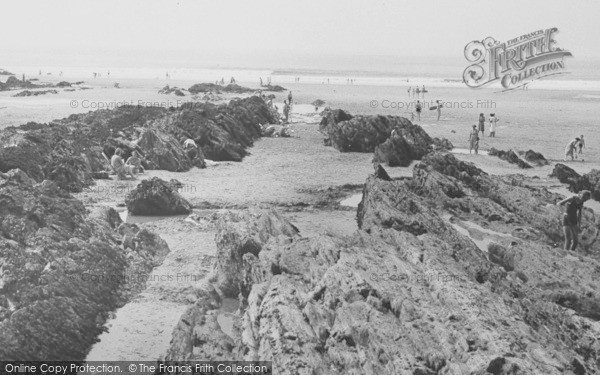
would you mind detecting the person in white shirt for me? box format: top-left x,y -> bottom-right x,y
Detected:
489,113 -> 499,137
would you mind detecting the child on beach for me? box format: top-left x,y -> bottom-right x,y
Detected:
478,113 -> 486,137
469,125 -> 479,155
111,148 -> 136,180
125,151 -> 145,174
415,100 -> 422,121
283,100 -> 290,123
557,190 -> 591,252
564,138 -> 580,161
578,134 -> 585,156
489,113 -> 498,137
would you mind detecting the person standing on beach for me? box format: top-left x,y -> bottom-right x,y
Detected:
422,85 -> 426,98
283,100 -> 290,123
288,91 -> 293,107
564,138 -> 580,161
478,113 -> 486,137
489,113 -> 498,137
407,87 -> 411,98
415,100 -> 422,121
557,190 -> 591,252
578,134 -> 585,156
436,100 -> 441,121
469,125 -> 479,155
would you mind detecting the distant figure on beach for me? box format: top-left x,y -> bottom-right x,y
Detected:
469,125 -> 479,155
407,87 -> 411,98
93,72 -> 97,78
230,77 -> 236,84
436,100 -> 441,121
260,77 -> 263,86
111,148 -> 136,180
287,91 -> 293,106
125,151 -> 144,174
564,138 -> 580,161
478,113 -> 486,137
489,113 -> 498,137
422,85 -> 426,97
557,190 -> 591,252
220,77 -> 225,85
578,134 -> 585,156
39,69 -> 42,76
412,87 -> 416,97
108,71 -> 110,78
415,100 -> 422,121
283,100 -> 290,123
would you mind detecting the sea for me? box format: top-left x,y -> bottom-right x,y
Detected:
2,51 -> 599,91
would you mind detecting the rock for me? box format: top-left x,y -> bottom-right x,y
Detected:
580,169 -> 600,202
320,109 -> 429,153
524,150 -> 548,165
550,164 -> 587,193
375,164 -> 392,181
262,84 -> 286,92
55,81 -> 71,87
125,177 -> 193,216
261,125 -> 291,138
432,137 -> 453,151
373,125 -> 433,167
213,209 -> 299,297
13,90 -> 59,97
135,129 -> 196,171
0,170 -> 169,360
312,99 -> 326,107
188,83 -> 254,95
158,85 -> 185,96
0,96 -> 274,191
92,171 -> 110,179
488,148 -> 533,169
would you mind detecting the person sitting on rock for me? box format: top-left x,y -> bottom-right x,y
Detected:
126,151 -> 145,174
111,148 -> 136,180
557,190 -> 591,252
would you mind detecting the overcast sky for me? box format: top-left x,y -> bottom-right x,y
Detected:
2,0 -> 599,67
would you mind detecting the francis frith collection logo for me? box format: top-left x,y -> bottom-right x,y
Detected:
463,27 -> 572,90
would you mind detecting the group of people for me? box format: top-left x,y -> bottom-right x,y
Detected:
467,113 -> 499,154
565,135 -> 586,161
408,85 -> 427,98
108,148 -> 144,180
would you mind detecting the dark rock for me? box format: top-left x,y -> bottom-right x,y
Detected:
550,164 -> 587,193
55,81 -> 71,87
312,99 -> 326,107
0,170 -> 169,360
375,164 -> 392,181
321,109 -> 429,153
92,171 -> 110,179
262,84 -> 286,92
524,150 -> 548,166
580,169 -> 600,202
125,177 -> 193,216
13,90 -> 58,97
0,97 -> 274,191
486,357 -> 506,375
0,69 -> 15,75
188,83 -> 254,95
432,137 -> 453,151
158,85 -> 185,96
488,148 -> 532,169
373,125 -> 433,167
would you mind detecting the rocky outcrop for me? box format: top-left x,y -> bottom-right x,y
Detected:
524,150 -> 548,166
550,163 -> 586,193
0,76 -> 45,91
488,148 -> 532,169
372,126 -> 433,167
0,169 -> 169,360
158,85 -> 185,96
125,177 -> 193,216
164,154 -> 600,373
432,137 -> 453,151
262,84 -> 286,92
0,97 -> 277,191
189,83 -> 254,95
320,109 -> 431,154
13,89 -> 58,97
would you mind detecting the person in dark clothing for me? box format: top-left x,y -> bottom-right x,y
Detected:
557,190 -> 591,251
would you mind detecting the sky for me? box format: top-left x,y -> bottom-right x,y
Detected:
2,0 -> 599,69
